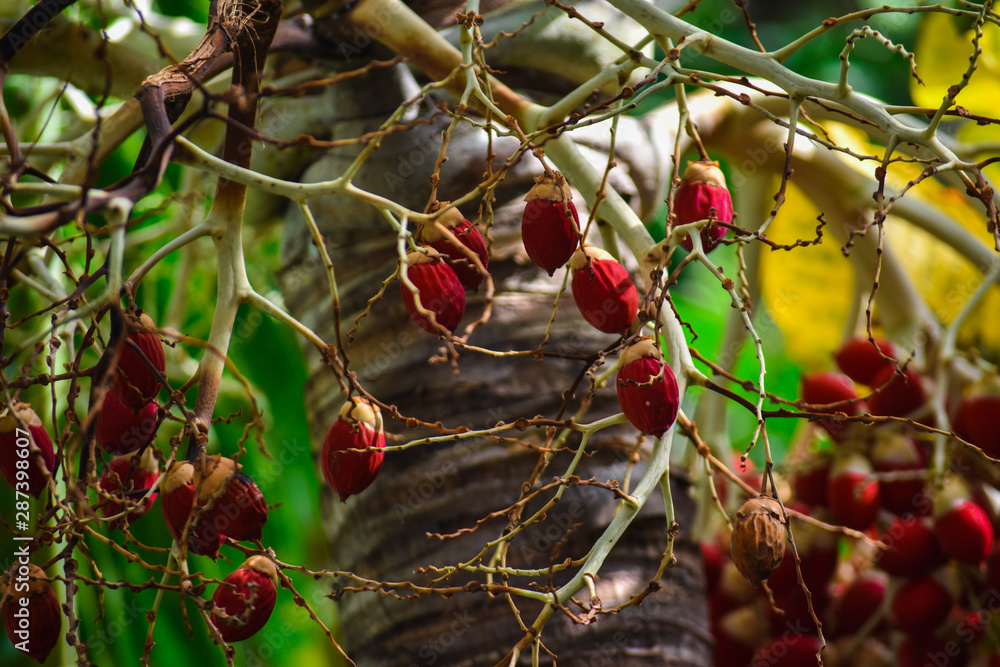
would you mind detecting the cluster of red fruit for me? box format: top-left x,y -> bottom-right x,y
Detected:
0,311 -> 286,656
705,335 -> 1000,666
399,161 -> 734,339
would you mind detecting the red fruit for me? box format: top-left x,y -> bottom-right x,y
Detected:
987,546 -> 1000,592
422,203 -> 489,291
194,456 -> 269,543
800,371 -> 865,440
321,397 -> 386,502
0,403 -> 55,498
711,606 -> 768,667
871,432 -> 928,515
1,564 -> 61,663
953,392 -> 1000,458
569,246 -> 639,334
831,572 -> 886,636
868,365 -> 927,418
95,390 -> 159,455
897,635 -> 968,667
701,541 -> 724,595
116,311 -> 166,409
521,171 -> 582,275
400,249 -> 466,335
877,516 -> 945,577
834,336 -> 898,386
709,562 -> 757,618
766,584 -> 828,636
750,635 -> 822,667
935,498 -> 994,565
674,160 -> 733,253
889,573 -> 953,634
99,448 -> 160,528
616,338 -> 680,437
159,461 -> 224,558
790,460 -> 830,507
827,453 -> 881,530
765,509 -> 838,595
210,556 -> 278,643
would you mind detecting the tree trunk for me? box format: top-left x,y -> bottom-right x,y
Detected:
275,31 -> 711,667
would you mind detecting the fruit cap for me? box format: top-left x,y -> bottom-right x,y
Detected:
569,245 -> 615,272
681,160 -> 727,188
241,555 -> 280,590
524,172 -> 573,202
619,337 -> 663,368
160,461 -> 194,494
422,203 -> 467,241
194,455 -> 239,503
338,397 -> 382,432
405,248 -> 448,266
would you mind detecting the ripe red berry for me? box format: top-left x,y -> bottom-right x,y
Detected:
790,460 -> 830,507
897,635 -> 968,667
422,204 -> 489,291
834,336 -> 898,386
831,571 -> 886,636
889,573 -> 953,634
701,541 -> 724,594
871,431 -> 928,515
1,564 -> 61,663
116,311 -> 166,409
827,453 -> 881,530
95,389 -> 159,455
160,457 -> 266,558
712,606 -> 769,666
616,338 -> 680,437
877,516 -> 945,578
799,371 -> 865,440
935,498 -> 994,565
569,246 -> 639,334
0,403 -> 55,498
765,507 -> 838,594
709,561 -> 757,618
210,556 -> 278,643
953,391 -> 1000,458
750,635 -> 822,667
521,172 -> 582,275
674,160 -> 733,253
400,249 -> 466,335
321,397 -> 386,502
99,448 -> 160,529
867,365 -> 927,418
195,455 -> 269,543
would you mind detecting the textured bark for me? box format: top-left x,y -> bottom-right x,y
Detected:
276,19 -> 711,666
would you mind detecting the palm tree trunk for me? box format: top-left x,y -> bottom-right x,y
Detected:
277,56 -> 711,667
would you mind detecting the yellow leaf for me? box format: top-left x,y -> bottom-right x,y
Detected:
758,180 -> 854,370
911,13 -> 1000,115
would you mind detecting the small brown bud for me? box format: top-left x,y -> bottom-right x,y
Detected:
730,495 -> 786,586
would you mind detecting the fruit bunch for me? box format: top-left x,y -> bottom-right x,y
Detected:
161,454 -> 269,559
96,310 -> 165,455
705,335 -> 1000,666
